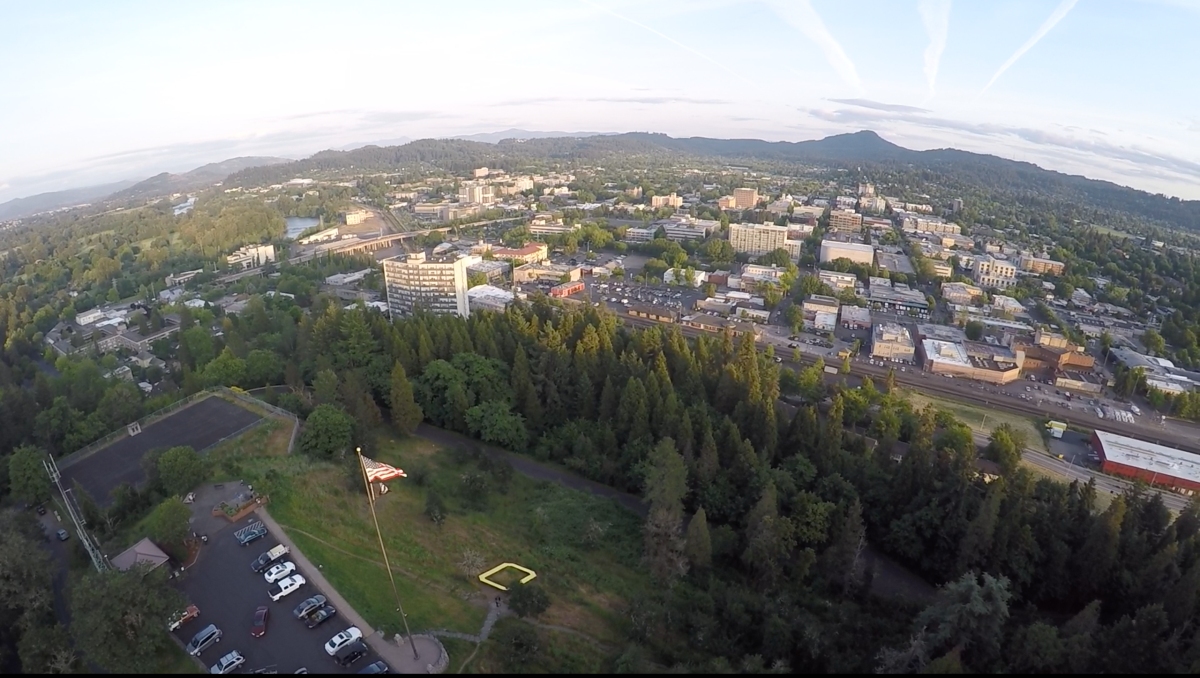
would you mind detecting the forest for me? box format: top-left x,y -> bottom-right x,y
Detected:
7,291 -> 1200,673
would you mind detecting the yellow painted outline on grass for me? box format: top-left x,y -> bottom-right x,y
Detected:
478,562 -> 538,591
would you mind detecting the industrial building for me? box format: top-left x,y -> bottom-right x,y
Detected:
920,339 -> 1022,384
819,240 -> 875,265
871,323 -> 915,362
382,251 -> 478,318
840,305 -> 871,330
1091,430 -> 1200,494
466,285 -> 515,313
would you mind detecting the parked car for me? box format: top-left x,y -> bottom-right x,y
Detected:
325,627 -> 364,656
251,605 -> 269,638
268,575 -> 306,602
168,605 -> 201,632
210,650 -> 245,675
187,624 -> 223,656
263,561 -> 297,584
293,595 -> 328,620
36,505 -> 46,515
334,641 -> 369,668
357,660 -> 390,675
238,525 -> 268,547
56,529 -> 69,541
251,545 -> 290,573
305,606 -> 338,629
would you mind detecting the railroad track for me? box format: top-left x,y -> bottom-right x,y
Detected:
615,312 -> 1200,455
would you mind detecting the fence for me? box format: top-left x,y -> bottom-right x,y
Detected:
57,385 -> 303,471
57,388 -> 216,470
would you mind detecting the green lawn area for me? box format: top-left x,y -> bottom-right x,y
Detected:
900,388 -> 1050,453
217,422 -> 646,671
153,644 -> 203,674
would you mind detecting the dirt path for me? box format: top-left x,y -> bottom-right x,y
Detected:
415,424 -> 648,517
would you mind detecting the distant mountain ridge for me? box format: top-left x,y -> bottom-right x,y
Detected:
450,128 -> 615,144
108,156 -> 293,201
0,180 -> 139,221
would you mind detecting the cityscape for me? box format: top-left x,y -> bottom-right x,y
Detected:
4,0 -> 1200,675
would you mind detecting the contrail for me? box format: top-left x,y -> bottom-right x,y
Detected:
578,0 -> 736,75
977,0 -> 1081,100
764,0 -> 862,92
918,0 -> 952,99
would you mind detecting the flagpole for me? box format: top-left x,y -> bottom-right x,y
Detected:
357,447 -> 420,661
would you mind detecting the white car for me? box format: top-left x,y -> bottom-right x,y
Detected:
263,561 -> 296,584
210,650 -> 245,675
268,574 -> 306,602
325,627 -> 364,656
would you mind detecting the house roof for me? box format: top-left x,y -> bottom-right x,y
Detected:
110,537 -> 171,572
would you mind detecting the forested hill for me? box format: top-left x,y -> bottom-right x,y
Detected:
223,131 -> 1200,232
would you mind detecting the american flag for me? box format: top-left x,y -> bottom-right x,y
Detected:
362,455 -> 406,482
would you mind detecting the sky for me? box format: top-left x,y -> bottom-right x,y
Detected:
2,0 -> 1200,203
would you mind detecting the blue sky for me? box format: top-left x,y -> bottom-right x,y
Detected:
2,0 -> 1199,202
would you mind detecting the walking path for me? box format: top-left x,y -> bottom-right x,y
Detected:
256,508 -> 443,674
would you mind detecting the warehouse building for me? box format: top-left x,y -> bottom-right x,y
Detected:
1091,430 -> 1200,494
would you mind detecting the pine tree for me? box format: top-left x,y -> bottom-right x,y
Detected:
389,362 -> 423,435
616,377 -> 650,444
685,507 -> 712,572
643,438 -> 689,584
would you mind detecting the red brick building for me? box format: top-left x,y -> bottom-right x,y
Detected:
1092,429 -> 1200,494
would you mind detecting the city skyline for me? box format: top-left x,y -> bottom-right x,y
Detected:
2,0 -> 1199,203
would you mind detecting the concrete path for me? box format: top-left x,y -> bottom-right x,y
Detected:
255,508 -> 443,674
425,602 -> 507,643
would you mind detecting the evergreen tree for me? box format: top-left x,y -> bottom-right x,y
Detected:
685,506 -> 712,572
389,361 -> 423,435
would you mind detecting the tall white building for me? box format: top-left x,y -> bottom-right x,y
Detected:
729,222 -> 802,260
226,244 -> 276,269
457,182 -> 494,205
974,255 -> 1017,289
382,251 -> 479,318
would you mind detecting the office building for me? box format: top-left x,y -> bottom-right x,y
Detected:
974,255 -> 1018,289
941,281 -> 983,305
819,240 -> 875,266
872,323 -> 916,362
650,192 -> 684,208
819,270 -> 858,291
1018,255 -> 1066,276
467,285 -> 514,313
624,227 -> 658,243
802,294 -> 841,320
733,188 -> 759,209
382,251 -> 477,318
828,209 -> 863,233
226,244 -> 276,270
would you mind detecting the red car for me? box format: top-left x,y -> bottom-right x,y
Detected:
252,605 -> 269,638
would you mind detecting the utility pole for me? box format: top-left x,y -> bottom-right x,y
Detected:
44,455 -> 108,573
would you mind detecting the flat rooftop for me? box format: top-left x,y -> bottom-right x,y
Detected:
923,339 -> 971,367
1095,430 -> 1200,485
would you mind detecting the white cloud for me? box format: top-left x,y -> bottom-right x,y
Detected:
918,0 -> 953,99
977,0 -> 1081,100
764,0 -> 862,92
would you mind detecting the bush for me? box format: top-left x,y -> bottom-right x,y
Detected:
492,621 -> 540,670
508,583 -> 550,619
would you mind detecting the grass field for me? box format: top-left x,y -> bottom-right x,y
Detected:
900,388 -> 1050,453
217,423 -> 641,672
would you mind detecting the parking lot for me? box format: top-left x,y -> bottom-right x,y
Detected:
173,515 -> 384,674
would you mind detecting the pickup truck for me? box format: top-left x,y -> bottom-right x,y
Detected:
251,544 -> 290,573
167,604 -> 200,632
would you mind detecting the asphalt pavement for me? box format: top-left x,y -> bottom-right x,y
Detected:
173,516 -> 384,674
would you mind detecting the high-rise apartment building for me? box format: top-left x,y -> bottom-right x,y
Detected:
382,251 -> 479,318
650,192 -> 684,208
457,182 -> 494,205
729,222 -> 802,259
733,188 -> 759,209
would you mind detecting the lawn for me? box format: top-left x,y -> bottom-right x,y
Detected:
900,388 -> 1050,453
216,422 -> 647,671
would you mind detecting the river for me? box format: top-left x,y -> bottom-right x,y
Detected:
285,216 -> 321,239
